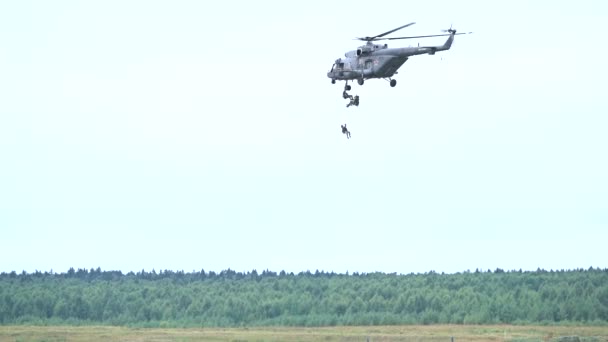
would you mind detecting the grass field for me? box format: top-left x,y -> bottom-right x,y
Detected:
1,325 -> 607,342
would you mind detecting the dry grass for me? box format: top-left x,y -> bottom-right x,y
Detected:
1,325 -> 607,342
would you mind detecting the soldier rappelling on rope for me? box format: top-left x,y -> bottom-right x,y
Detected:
341,124 -> 351,139
346,95 -> 359,108
342,88 -> 359,108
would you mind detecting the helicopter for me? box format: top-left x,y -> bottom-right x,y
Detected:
327,23 -> 471,91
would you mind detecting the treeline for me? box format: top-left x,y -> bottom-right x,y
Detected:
1,268 -> 607,327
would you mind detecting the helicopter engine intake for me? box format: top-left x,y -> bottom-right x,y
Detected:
356,47 -> 372,56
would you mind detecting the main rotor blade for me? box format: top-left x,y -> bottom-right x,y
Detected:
356,22 -> 416,41
383,32 -> 472,40
373,22 -> 416,38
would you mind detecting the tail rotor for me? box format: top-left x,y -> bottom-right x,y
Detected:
441,24 -> 456,34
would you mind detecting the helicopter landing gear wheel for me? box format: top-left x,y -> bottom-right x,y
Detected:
390,79 -> 397,87
358,78 -> 364,86
331,79 -> 336,84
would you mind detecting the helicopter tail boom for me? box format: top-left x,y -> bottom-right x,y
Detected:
420,32 -> 454,54
437,33 -> 454,51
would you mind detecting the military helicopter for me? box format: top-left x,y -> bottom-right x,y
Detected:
328,23 -> 471,91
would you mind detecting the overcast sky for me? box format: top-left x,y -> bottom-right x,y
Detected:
1,1 -> 607,274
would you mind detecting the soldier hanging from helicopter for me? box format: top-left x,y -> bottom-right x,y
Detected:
346,95 -> 359,108
342,90 -> 352,100
342,82 -> 360,108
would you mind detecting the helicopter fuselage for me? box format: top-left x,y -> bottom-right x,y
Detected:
327,33 -> 454,83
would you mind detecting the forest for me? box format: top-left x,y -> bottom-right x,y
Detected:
1,268 -> 607,327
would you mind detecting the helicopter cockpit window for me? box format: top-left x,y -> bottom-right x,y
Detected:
337,62 -> 344,70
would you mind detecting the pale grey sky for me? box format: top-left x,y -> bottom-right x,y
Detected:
1,1 -> 607,274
